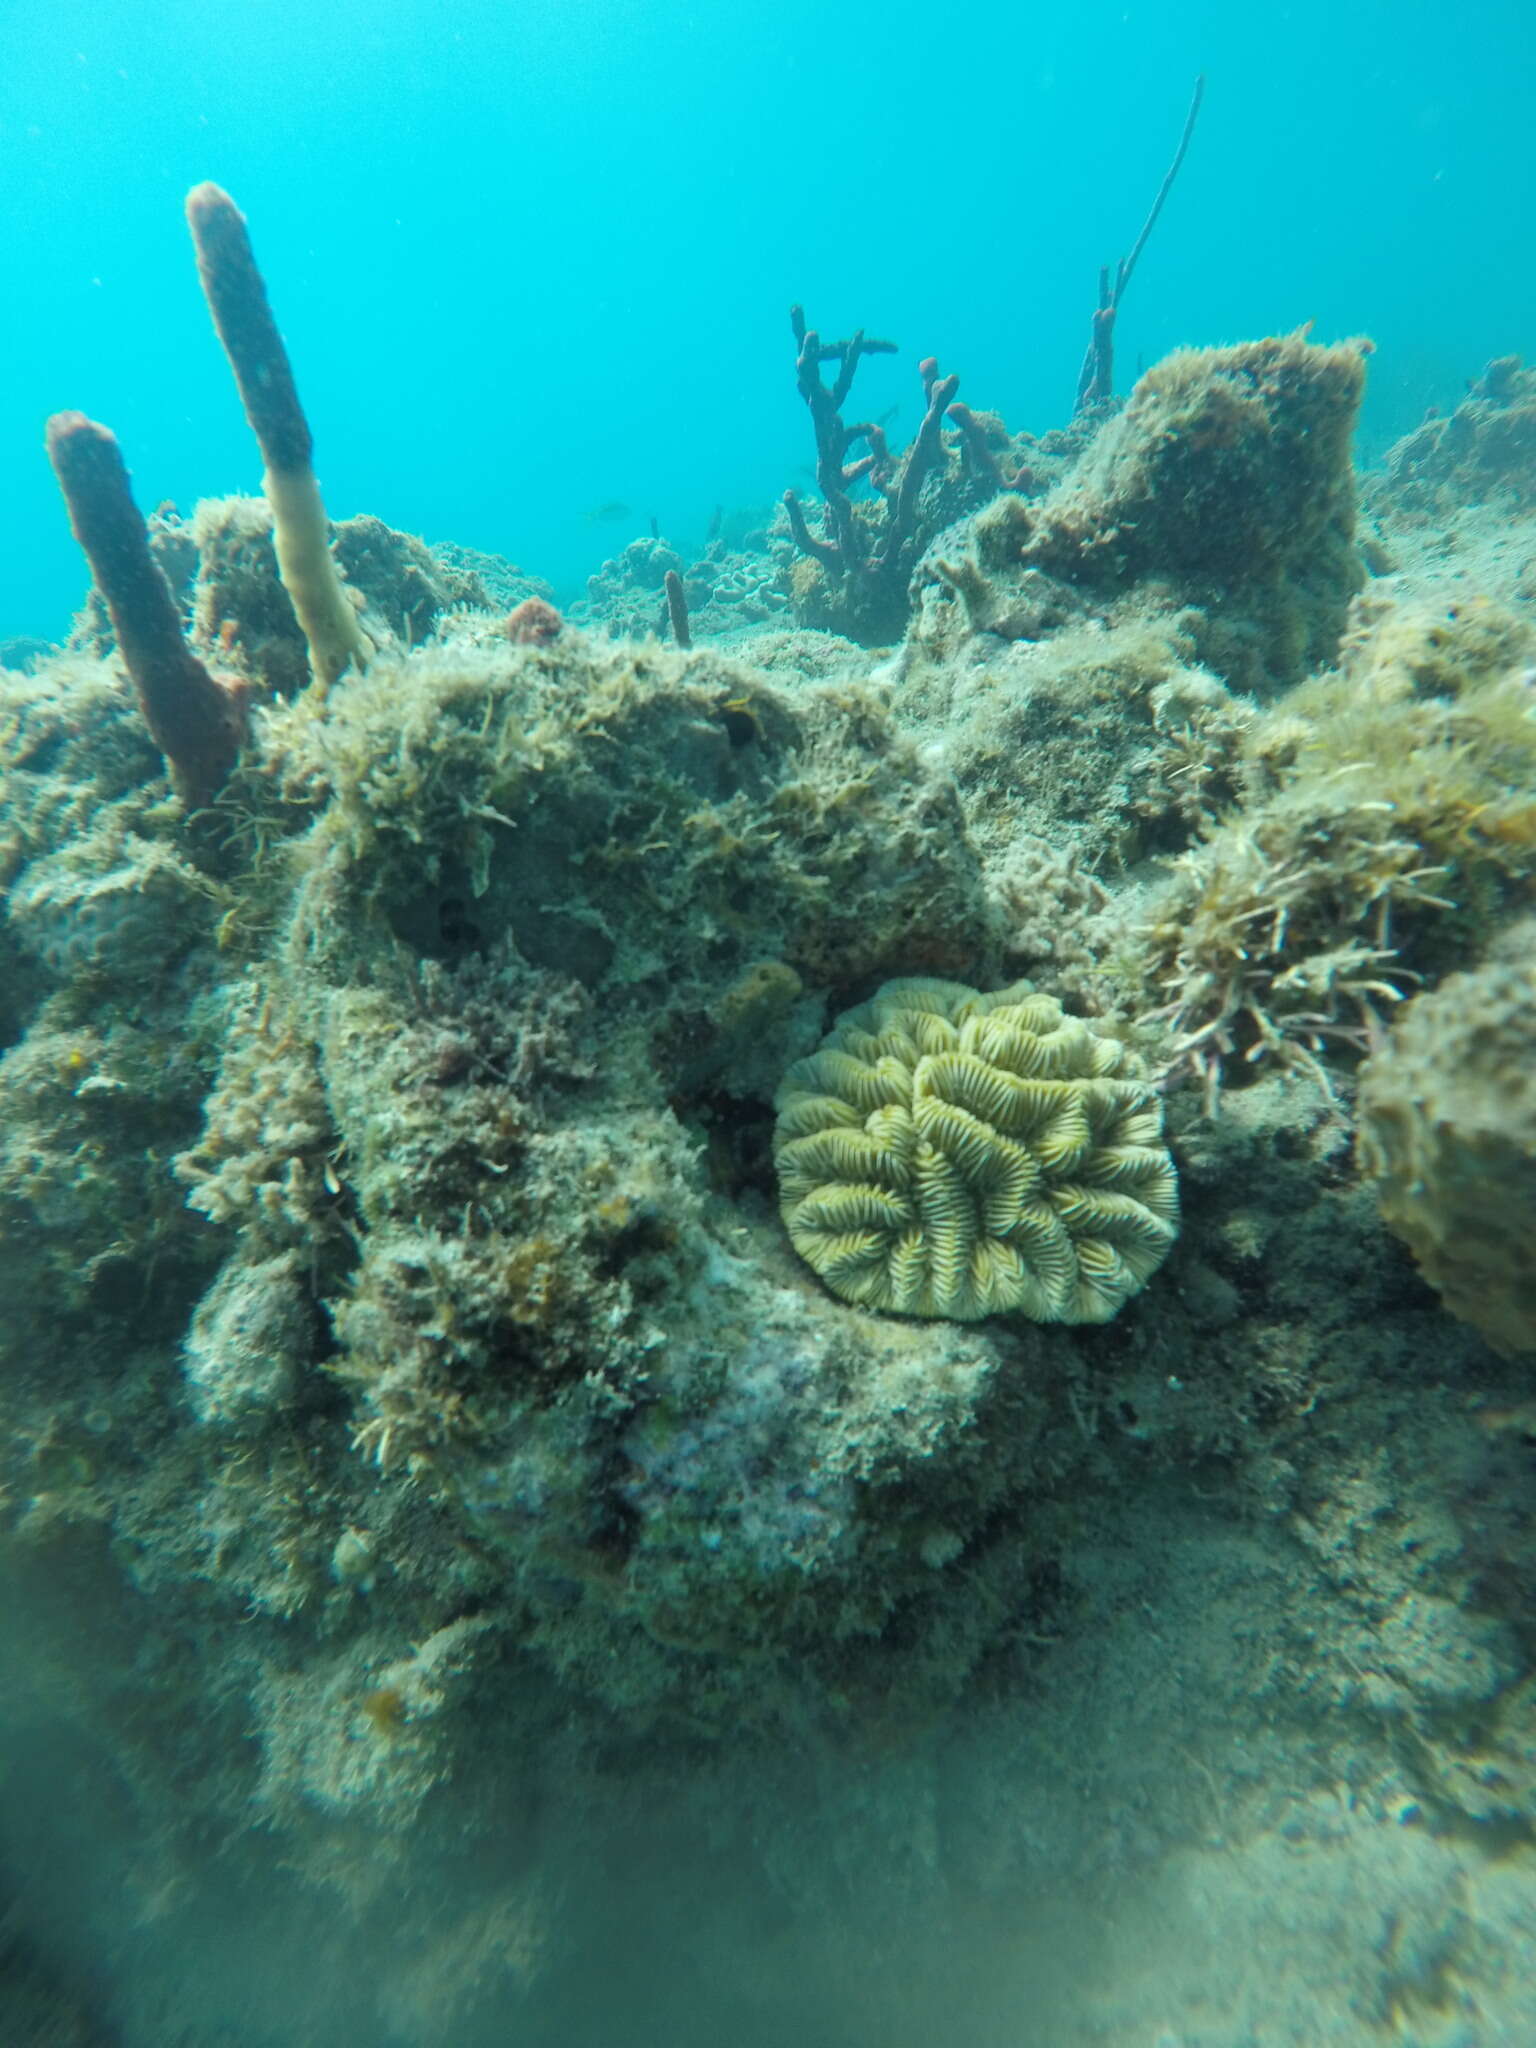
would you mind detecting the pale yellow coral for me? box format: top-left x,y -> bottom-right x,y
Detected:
773,978 -> 1178,1323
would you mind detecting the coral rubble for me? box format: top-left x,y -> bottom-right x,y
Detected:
1380,354 -> 1536,517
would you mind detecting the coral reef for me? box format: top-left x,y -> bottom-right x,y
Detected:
682,534 -> 791,633
188,497 -> 504,697
576,529 -> 789,642
429,535 -> 554,615
1357,920 -> 1536,1359
897,603 -> 1257,876
66,489 -> 531,707
578,532 -> 685,639
11,171 -> 1536,2048
20,623 -> 1036,1735
1379,355 -> 1536,517
1139,585 -> 1536,1107
773,978 -> 1177,1322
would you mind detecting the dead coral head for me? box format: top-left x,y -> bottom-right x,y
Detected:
972,491 -> 1034,571
1358,927 -> 1536,1360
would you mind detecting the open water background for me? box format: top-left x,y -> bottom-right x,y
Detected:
2,0 -> 1533,634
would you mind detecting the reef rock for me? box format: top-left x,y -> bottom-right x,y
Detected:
1358,921 -> 1536,1360
908,332 -> 1369,695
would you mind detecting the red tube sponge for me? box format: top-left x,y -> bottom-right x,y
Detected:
46,411 -> 245,807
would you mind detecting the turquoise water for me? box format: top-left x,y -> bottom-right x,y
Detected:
3,0 -> 1532,634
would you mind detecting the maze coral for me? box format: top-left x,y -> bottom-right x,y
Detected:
773,978 -> 1178,1323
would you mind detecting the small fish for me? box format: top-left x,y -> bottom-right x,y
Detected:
584,500 -> 633,525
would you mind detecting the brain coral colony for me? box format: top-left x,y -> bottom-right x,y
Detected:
5,149 -> 1536,2040
774,979 -> 1177,1322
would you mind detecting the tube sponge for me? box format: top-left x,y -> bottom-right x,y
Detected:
45,410 -> 245,807
185,181 -> 373,688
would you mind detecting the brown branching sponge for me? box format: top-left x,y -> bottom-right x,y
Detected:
186,181 -> 374,689
1075,74 -> 1205,413
773,979 -> 1178,1323
44,411 -> 246,807
783,307 -> 965,645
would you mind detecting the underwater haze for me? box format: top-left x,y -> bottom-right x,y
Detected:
5,2 -> 1536,2046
